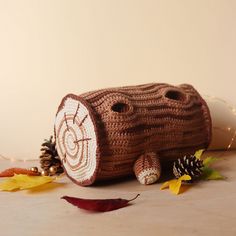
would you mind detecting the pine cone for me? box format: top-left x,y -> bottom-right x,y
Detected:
173,155 -> 203,181
39,136 -> 64,175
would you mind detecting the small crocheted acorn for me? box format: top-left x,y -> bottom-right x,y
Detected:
39,136 -> 64,175
134,152 -> 161,185
173,155 -> 204,181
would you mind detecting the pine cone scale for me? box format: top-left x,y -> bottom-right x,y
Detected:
39,136 -> 63,175
173,155 -> 204,181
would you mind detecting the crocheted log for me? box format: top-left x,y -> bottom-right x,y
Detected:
54,83 -> 211,186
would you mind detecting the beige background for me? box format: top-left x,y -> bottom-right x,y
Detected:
0,0 -> 236,159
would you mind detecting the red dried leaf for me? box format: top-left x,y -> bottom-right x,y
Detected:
61,194 -> 140,212
0,168 -> 40,177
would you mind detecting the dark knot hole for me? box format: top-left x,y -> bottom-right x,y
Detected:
165,90 -> 185,102
111,102 -> 130,113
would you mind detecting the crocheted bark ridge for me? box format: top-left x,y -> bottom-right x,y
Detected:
54,83 -> 212,186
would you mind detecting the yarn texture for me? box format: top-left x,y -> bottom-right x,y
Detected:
54,83 -> 212,186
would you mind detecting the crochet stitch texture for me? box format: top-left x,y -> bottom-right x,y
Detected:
54,83 -> 211,186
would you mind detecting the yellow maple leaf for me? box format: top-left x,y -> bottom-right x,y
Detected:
0,174 -> 54,191
160,174 -> 191,195
194,149 -> 204,159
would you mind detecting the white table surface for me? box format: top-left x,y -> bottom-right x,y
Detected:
0,151 -> 236,236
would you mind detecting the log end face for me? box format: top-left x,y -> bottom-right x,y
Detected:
54,94 -> 100,186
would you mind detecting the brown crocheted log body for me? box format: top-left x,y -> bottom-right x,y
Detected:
55,83 -> 211,186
